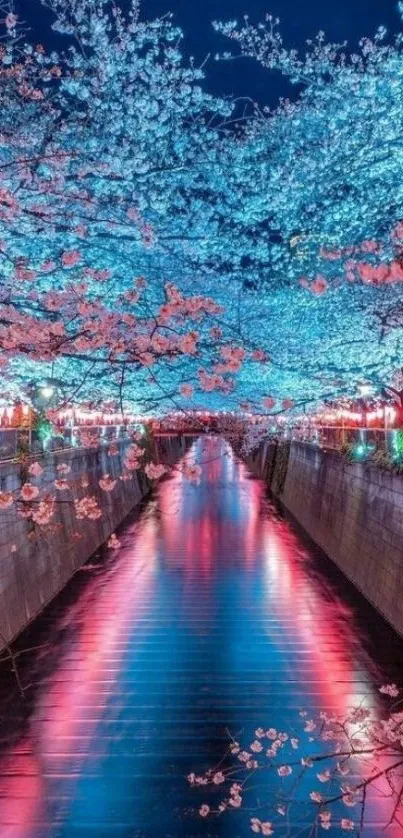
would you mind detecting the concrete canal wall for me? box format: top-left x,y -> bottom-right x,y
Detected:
0,435 -> 187,649
248,440 -> 403,637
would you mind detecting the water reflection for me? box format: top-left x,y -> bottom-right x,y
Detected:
0,437 -> 402,836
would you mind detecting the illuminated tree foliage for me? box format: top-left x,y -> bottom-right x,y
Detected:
210,10 -> 403,403
1,0 -> 403,415
0,0 -> 247,412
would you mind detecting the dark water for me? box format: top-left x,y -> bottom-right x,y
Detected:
0,437 -> 403,837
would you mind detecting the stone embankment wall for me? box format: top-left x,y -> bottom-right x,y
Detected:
248,440 -> 403,637
0,435 -> 187,648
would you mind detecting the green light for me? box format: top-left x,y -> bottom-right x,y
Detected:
393,430 -> 403,458
36,415 -> 53,449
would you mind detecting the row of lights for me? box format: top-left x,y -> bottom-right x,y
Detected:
54,408 -> 147,427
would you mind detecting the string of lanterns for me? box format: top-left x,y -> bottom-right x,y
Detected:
0,400 -> 400,434
0,403 -> 148,430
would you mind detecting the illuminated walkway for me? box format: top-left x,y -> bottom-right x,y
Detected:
0,437 -> 402,837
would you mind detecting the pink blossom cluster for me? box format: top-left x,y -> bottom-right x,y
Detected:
214,344 -> 247,374
199,369 -> 232,393
54,479 -> 69,491
56,463 -> 71,475
124,443 -> 144,472
144,462 -> 167,480
158,283 -> 223,324
20,483 -> 40,502
299,274 -> 329,295
31,496 -> 55,526
29,462 -> 44,477
190,685 -> 403,832
320,240 -> 380,261
0,492 -> 14,509
309,226 -> 403,290
251,819 -> 274,835
79,431 -> 101,449
99,474 -> 117,492
354,260 -> 403,285
74,496 -> 102,520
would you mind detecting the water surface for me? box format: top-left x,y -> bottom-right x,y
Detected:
0,437 -> 402,837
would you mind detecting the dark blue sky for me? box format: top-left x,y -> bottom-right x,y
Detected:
20,0 -> 402,106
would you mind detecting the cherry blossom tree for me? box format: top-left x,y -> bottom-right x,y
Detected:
0,0 -> 248,411
4,0 -> 403,422
2,0 -> 403,469
207,10 -> 403,405
0,0 -> 256,548
189,683 -> 403,834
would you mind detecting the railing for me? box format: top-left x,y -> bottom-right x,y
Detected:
2,421 -> 401,462
290,425 -> 401,455
0,424 -> 132,462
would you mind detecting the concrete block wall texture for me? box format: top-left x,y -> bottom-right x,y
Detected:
250,440 -> 403,637
0,435 -> 187,650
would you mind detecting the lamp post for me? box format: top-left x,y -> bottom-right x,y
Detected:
27,381 -> 61,451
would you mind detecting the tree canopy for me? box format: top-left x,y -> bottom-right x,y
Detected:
1,0 -> 403,416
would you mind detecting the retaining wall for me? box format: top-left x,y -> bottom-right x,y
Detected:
248,440 -> 403,636
0,435 -> 187,648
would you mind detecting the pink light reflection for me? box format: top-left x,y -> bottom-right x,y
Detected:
0,515 -> 157,835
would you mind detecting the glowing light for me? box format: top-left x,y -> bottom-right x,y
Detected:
358,384 -> 374,397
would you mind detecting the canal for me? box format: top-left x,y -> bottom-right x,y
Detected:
0,437 -> 402,837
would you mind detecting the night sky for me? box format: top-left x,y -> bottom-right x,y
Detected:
19,0 -> 402,106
